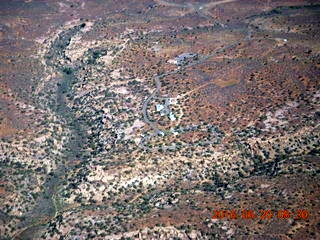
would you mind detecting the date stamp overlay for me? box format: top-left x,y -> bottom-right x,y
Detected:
212,209 -> 309,221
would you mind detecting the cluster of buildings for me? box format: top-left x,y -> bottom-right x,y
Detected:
167,53 -> 198,66
155,98 -> 177,121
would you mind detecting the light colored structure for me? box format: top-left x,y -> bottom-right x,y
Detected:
167,52 -> 198,66
169,112 -> 176,121
169,98 -> 177,105
156,104 -> 164,112
168,59 -> 178,64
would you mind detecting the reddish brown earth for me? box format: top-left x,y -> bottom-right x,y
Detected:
0,1 -> 319,239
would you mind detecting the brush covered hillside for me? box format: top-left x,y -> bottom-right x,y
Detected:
0,0 -> 319,239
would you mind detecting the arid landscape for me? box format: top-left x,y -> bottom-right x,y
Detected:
0,0 -> 319,239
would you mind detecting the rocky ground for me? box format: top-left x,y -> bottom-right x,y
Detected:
0,1 -> 319,239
